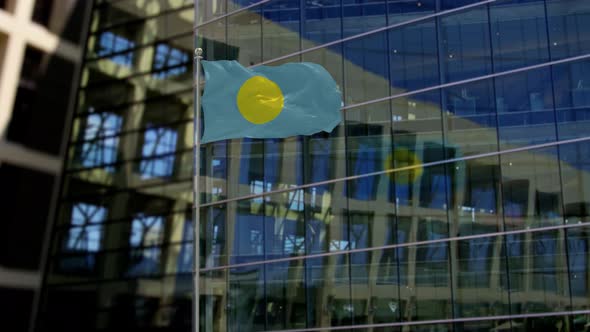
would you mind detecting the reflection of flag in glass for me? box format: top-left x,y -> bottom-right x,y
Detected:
200,60 -> 342,143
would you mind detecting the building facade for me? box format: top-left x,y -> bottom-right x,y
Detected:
0,1 -> 91,331
37,0 -> 590,332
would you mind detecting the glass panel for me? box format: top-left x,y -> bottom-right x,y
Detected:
439,5 -> 492,83
490,0 -> 550,72
343,31 -> 390,105
560,140 -> 590,224
227,8 -> 262,65
342,0 -> 387,37
389,19 -> 439,93
505,230 -> 570,315
306,253 -> 352,328
450,155 -> 503,237
227,265 -> 265,331
262,0 -> 301,62
403,240 -> 452,321
388,0 -> 435,25
197,0 -> 225,23
346,101 -> 391,202
302,0 -> 342,45
553,59 -> 590,140
265,261 -> 307,329
454,234 -> 510,319
546,0 -> 590,60
501,147 -> 563,230
495,68 -> 557,149
303,46 -> 344,90
197,20 -> 231,61
201,270 -> 227,332
443,79 -> 498,157
566,227 -> 590,310
391,90 -> 444,167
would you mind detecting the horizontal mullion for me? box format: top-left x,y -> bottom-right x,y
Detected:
92,3 -> 194,35
198,135 -> 590,208
85,31 -> 192,62
59,175 -> 192,203
77,87 -> 193,116
66,145 -> 192,173
82,61 -> 192,89
199,221 -> 589,273
70,118 -> 192,146
52,206 -> 191,231
264,309 -> 590,332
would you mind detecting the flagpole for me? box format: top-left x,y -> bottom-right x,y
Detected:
193,47 -> 203,332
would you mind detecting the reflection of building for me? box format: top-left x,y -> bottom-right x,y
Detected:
36,0 -> 590,332
0,1 -> 91,331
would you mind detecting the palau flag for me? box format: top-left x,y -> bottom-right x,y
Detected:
200,60 -> 342,143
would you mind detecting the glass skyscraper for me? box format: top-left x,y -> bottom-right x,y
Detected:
37,0 -> 590,331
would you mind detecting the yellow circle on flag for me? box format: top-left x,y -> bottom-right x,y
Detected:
385,148 -> 423,184
236,76 -> 284,124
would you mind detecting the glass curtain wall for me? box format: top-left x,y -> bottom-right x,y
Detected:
37,0 -> 590,332
195,0 -> 590,331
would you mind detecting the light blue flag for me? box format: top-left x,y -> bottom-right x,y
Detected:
200,60 -> 342,143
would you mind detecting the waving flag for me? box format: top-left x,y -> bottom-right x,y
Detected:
200,60 -> 342,143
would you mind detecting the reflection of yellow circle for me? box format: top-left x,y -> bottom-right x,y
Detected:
385,148 -> 423,184
236,76 -> 284,124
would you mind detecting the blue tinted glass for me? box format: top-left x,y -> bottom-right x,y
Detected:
262,0 -> 301,61
388,0 -> 435,25
344,32 -> 389,104
490,0 -> 549,72
439,6 -> 492,82
441,0 -> 488,10
443,79 -> 498,156
567,228 -> 589,308
530,231 -> 566,305
452,156 -> 503,235
552,59 -> 590,140
342,0 -> 387,37
495,68 -> 556,148
346,102 -> 391,202
547,0 -> 590,60
303,0 -> 342,44
389,20 -> 439,92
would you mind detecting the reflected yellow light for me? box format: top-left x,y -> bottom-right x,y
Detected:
385,147 -> 423,184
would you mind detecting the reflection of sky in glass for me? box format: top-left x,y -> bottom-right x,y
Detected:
97,32 -> 135,66
80,112 -> 122,170
130,214 -> 164,248
139,126 -> 178,178
153,44 -> 189,79
66,203 -> 107,252
127,215 -> 164,276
